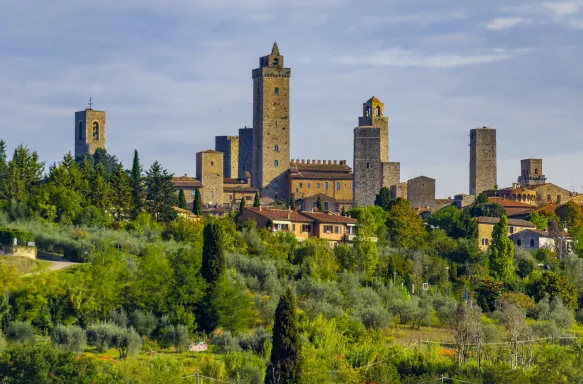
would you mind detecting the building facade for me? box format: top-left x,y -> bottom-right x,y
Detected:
215,136 -> 239,178
252,43 -> 291,199
288,159 -> 353,202
74,107 -> 106,157
477,216 -> 535,252
196,150 -> 224,206
238,127 -> 253,180
469,127 -> 497,196
518,159 -> 546,187
407,176 -> 436,208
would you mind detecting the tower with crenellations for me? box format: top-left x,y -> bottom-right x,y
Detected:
251,42 -> 291,200
74,101 -> 106,158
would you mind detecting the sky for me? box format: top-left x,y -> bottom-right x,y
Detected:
1,0 -> 583,197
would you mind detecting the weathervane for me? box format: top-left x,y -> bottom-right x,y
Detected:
88,97 -> 94,110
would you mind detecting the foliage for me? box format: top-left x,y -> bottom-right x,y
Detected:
374,187 -> 392,211
468,193 -> 506,218
177,189 -> 187,209
145,161 -> 177,222
489,215 -> 514,280
526,271 -> 578,310
254,192 -> 261,208
385,198 -> 426,249
112,326 -> 143,358
86,321 -> 118,353
193,189 -> 202,215
51,324 -> 87,353
316,195 -> 323,212
5,321 -> 36,344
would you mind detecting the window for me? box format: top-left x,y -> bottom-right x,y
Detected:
275,87 -> 279,95
557,195 -> 562,204
78,122 -> 83,140
210,191 -> 214,199
547,194 -> 552,202
211,161 -> 214,166
481,238 -> 489,246
301,224 -> 311,233
92,122 -> 100,140
367,163 -> 369,169
535,168 -> 539,175
317,183 -> 320,189
274,160 -> 279,167
299,183 -> 303,188
346,226 -> 355,235
192,190 -> 196,197
274,145 -> 279,152
509,226 -> 514,234
324,225 -> 333,234
245,196 -> 251,201
307,183 -> 311,188
292,224 -> 296,231
296,188 -> 298,192
273,57 -> 279,66
274,181 -> 279,188
324,202 -> 329,211
517,239 -> 522,247
376,106 -> 381,116
325,182 -> 329,190
334,225 -> 341,234
336,182 -> 340,190
530,239 -> 535,247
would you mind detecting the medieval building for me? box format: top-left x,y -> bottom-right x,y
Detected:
215,136 -> 239,179
518,158 -> 546,187
469,127 -> 497,196
74,102 -> 106,157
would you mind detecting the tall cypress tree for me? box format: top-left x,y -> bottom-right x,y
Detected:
253,192 -> 261,208
489,215 -> 514,280
0,139 -> 8,199
239,196 -> 246,211
265,289 -> 302,384
178,189 -> 187,209
201,222 -> 225,287
192,189 -> 202,216
374,187 -> 392,211
130,150 -> 145,219
289,194 -> 296,211
316,195 -> 323,212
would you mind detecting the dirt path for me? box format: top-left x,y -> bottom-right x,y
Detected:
36,255 -> 81,271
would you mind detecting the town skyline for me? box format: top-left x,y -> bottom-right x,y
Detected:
2,0 -> 583,197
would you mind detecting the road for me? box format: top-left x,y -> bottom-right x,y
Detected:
37,254 -> 82,271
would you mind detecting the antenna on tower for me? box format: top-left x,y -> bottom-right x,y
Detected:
88,97 -> 94,110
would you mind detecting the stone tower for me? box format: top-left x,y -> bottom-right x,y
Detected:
518,158 -> 546,187
74,105 -> 106,157
215,136 -> 239,179
252,42 -> 291,199
196,150 -> 224,206
353,96 -> 400,207
469,127 -> 497,196
238,127 -> 253,180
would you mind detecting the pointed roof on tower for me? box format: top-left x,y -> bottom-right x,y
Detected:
367,96 -> 382,104
271,41 -> 280,55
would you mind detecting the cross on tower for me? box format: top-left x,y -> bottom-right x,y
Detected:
88,97 -> 94,110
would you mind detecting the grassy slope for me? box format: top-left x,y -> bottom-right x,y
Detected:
0,255 -> 50,274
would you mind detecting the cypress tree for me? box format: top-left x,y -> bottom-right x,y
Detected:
316,195 -> 323,212
489,215 -> 514,280
341,206 -> 346,216
239,196 -> 246,211
253,192 -> 261,207
130,150 -> 145,219
289,195 -> 296,211
374,187 -> 392,211
201,222 -> 225,287
178,189 -> 187,209
0,139 -> 8,199
265,289 -> 302,384
193,189 -> 202,216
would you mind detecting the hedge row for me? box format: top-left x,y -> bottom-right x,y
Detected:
0,228 -> 35,246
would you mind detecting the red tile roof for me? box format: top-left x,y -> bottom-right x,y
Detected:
243,207 -> 313,222
172,176 -> 203,188
476,216 -> 535,228
299,211 -> 357,224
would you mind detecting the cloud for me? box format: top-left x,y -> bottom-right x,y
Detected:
543,2 -> 580,16
487,17 -> 525,30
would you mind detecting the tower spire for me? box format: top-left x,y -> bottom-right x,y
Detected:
271,41 -> 280,55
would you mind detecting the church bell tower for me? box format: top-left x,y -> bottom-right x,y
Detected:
74,99 -> 106,157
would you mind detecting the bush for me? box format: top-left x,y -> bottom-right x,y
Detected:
0,228 -> 34,246
0,333 -> 5,354
238,328 -> 272,359
86,321 -> 118,352
112,327 -> 142,358
211,331 -> 242,354
156,325 -> 190,352
5,321 -> 35,344
108,308 -> 128,328
130,309 -> 157,338
51,324 -> 86,353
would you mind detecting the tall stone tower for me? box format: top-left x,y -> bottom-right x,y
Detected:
353,96 -> 400,207
518,158 -> 546,187
252,42 -> 291,199
469,127 -> 497,196
74,103 -> 106,157
238,127 -> 253,180
215,136 -> 239,179
196,150 -> 224,206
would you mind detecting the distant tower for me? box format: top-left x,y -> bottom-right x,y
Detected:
74,99 -> 106,157
518,159 -> 546,187
353,96 -> 399,207
469,127 -> 497,196
238,127 -> 253,180
215,136 -> 239,179
252,42 -> 291,199
196,150 -> 224,206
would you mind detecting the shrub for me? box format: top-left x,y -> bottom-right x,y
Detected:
211,331 -> 242,354
108,308 -> 128,328
86,321 -> 118,352
0,333 -> 5,353
5,321 -> 35,344
0,228 -> 34,246
156,325 -> 190,352
112,327 -> 142,358
130,309 -> 157,338
238,328 -> 272,358
51,324 -> 86,354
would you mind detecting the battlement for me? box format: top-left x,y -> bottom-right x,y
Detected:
291,159 -> 347,166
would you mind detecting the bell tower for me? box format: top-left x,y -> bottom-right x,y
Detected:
358,97 -> 389,162
74,99 -> 106,158
251,42 -> 291,199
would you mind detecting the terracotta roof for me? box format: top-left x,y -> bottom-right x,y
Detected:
289,161 -> 352,173
476,216 -> 535,228
243,207 -> 313,222
299,211 -> 357,224
516,229 -> 570,238
526,183 -> 573,194
435,199 -> 454,205
488,198 -> 534,208
533,203 -> 559,214
173,206 -> 201,219
506,208 -> 534,217
172,177 -> 203,188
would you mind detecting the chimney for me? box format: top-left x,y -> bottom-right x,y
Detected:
287,211 -> 290,219
259,206 -> 262,211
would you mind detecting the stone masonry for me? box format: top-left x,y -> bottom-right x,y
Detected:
382,162 -> 400,190
196,150 -> 224,206
252,42 -> 291,199
238,127 -> 253,180
353,127 -> 382,207
215,136 -> 239,179
470,127 -> 497,196
74,108 -> 106,157
358,97 -> 389,161
407,176 -> 436,208
518,158 -> 546,187
391,182 -> 408,200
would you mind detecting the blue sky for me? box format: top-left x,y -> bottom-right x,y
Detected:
1,0 -> 583,197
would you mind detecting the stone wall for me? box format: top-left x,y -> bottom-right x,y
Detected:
531,184 -> 573,204
74,109 -> 106,157
238,127 -> 253,179
353,127 -> 381,207
518,158 -> 546,186
469,127 -> 497,195
391,182 -> 407,200
1,246 -> 37,259
407,176 -> 436,208
381,162 -> 400,189
215,136 -> 239,178
196,151 -> 224,206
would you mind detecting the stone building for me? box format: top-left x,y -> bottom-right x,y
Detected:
252,42 -> 291,199
223,176 -> 259,206
74,105 -> 106,157
288,159 -> 353,203
353,97 -> 400,207
172,175 -> 203,206
391,182 -> 408,200
487,183 -> 574,205
518,159 -> 546,187
215,136 -> 239,178
238,127 -> 253,179
477,216 -> 535,252
196,150 -> 224,206
469,127 -> 497,196
407,176 -> 436,208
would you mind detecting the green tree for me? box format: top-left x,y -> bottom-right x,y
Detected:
289,195 -> 296,210
253,192 -> 261,208
130,150 -> 146,219
468,193 -> 506,218
374,187 -> 392,211
240,196 -> 246,212
556,201 -> 583,230
526,271 -> 578,310
489,215 -> 514,280
110,163 -> 132,222
90,164 -> 113,212
0,139 -> 9,199
316,195 -> 323,212
177,189 -> 187,209
5,145 -> 44,203
145,161 -> 177,222
385,198 -> 426,249
265,289 -> 301,384
193,188 -> 202,216
201,222 -> 225,287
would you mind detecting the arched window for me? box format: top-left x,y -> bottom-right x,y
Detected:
92,122 -> 100,140
535,168 -> 539,175
275,87 -> 279,95
274,145 -> 279,152
376,106 -> 381,116
273,57 -> 279,66
274,160 -> 279,167
78,121 -> 83,140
